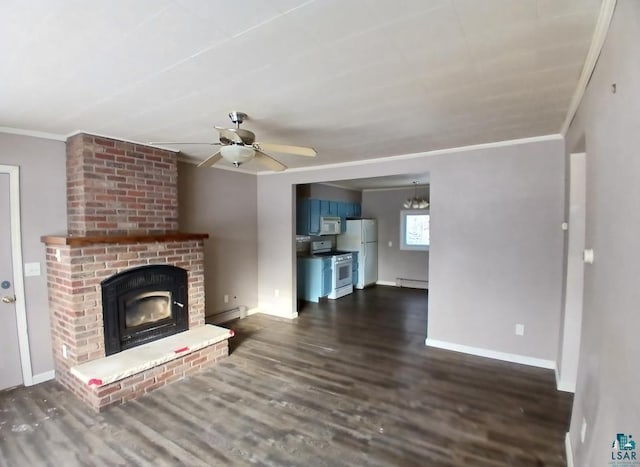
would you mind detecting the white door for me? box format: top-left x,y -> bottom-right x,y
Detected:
363,241 -> 378,286
363,219 -> 377,243
0,172 -> 23,389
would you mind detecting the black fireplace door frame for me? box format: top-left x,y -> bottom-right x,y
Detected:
102,264 -> 189,356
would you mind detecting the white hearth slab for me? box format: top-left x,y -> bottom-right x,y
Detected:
71,325 -> 233,387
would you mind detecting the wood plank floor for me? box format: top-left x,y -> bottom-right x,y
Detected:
0,286 -> 572,466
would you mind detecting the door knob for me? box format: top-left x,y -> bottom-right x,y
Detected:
2,295 -> 16,304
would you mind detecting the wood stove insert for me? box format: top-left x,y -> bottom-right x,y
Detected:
102,264 -> 188,356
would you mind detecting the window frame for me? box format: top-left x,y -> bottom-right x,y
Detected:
400,209 -> 430,251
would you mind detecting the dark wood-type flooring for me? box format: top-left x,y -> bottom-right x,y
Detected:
0,286 -> 572,466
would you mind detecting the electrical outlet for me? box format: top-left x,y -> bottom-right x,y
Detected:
62,344 -> 68,359
581,418 -> 587,443
224,294 -> 229,304
274,289 -> 280,298
515,324 -> 525,336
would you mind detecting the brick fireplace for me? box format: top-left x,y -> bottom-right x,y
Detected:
42,133 -> 230,411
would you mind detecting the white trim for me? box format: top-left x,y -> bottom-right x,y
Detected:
376,280 -> 397,287
363,185 -> 428,193
425,338 -> 556,370
256,308 -> 298,320
0,127 -> 66,141
565,433 -> 574,467
246,307 -> 261,316
66,130 -> 179,152
557,379 -> 576,393
560,0 -> 617,135
257,134 -> 563,176
31,370 -> 55,385
555,356 -> 577,393
0,165 -> 34,386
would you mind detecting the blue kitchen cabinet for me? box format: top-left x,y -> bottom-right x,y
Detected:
297,198 -> 361,235
297,256 -> 332,303
319,200 -> 330,216
297,199 -> 321,235
351,251 -> 358,286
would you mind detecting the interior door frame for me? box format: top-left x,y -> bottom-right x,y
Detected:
0,164 -> 33,386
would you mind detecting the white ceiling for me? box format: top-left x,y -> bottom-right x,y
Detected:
1,0 -> 601,173
327,173 -> 430,191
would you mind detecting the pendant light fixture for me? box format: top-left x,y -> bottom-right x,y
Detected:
403,181 -> 429,209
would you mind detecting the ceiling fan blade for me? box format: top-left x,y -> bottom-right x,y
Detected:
148,141 -> 221,146
253,142 -> 316,157
254,151 -> 286,172
197,152 -> 223,168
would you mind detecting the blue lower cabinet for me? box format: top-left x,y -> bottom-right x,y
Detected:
297,257 -> 333,303
351,251 -> 358,286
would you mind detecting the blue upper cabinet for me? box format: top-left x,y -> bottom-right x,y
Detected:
297,198 -> 361,235
297,198 -> 321,235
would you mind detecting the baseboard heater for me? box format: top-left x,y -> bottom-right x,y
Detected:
396,278 -> 429,289
207,305 -> 248,324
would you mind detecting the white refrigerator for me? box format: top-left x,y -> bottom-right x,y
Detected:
337,219 -> 378,289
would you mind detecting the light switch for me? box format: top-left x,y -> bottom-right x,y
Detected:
515,324 -> 525,336
388,241 -> 393,247
24,262 -> 41,277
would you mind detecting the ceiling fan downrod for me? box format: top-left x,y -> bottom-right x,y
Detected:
228,111 -> 247,129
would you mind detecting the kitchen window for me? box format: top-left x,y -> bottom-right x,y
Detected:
400,210 -> 430,251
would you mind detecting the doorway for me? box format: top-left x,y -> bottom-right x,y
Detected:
0,165 -> 33,390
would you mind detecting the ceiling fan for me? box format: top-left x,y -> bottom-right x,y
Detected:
149,111 -> 317,172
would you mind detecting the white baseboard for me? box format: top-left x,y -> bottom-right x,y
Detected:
555,366 -> 577,392
565,432 -> 574,467
247,307 -> 260,316
257,308 -> 298,319
30,370 -> 55,386
425,338 -> 556,370
376,280 -> 396,286
556,379 -> 576,393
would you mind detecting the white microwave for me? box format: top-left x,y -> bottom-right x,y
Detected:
319,216 -> 341,235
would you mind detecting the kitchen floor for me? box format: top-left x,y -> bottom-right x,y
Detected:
0,286 -> 571,466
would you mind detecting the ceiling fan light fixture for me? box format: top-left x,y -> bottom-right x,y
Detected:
220,144 -> 255,166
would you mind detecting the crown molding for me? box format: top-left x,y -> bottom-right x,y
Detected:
257,134 -> 563,176
363,184 -> 429,193
0,126 -> 66,141
560,0 -> 617,135
66,130 -> 180,152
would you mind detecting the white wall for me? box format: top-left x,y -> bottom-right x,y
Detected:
0,132 -> 67,376
362,187 -> 430,285
257,137 -> 565,362
565,2 -> 640,464
178,163 -> 258,315
556,153 -> 586,392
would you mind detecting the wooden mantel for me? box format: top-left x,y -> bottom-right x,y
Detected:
41,232 -> 209,247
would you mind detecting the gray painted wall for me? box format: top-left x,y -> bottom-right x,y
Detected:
362,187 -> 430,285
178,163 -> 258,315
565,2 -> 640,465
307,183 -> 362,203
257,138 -> 565,361
0,132 -> 66,375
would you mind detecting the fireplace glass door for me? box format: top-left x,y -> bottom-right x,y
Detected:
102,265 -> 188,355
125,291 -> 172,328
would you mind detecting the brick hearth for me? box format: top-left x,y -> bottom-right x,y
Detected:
42,133 -> 226,411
